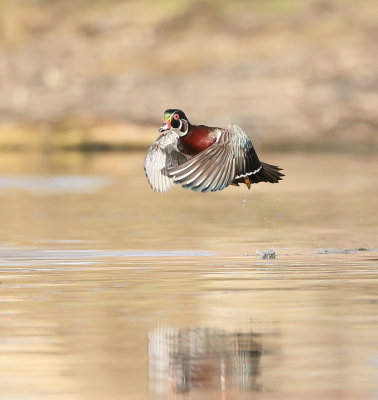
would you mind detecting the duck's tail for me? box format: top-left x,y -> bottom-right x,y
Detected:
257,162 -> 284,184
232,162 -> 284,188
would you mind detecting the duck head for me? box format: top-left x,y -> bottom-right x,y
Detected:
159,109 -> 190,136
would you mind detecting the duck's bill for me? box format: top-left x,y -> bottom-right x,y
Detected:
158,118 -> 171,132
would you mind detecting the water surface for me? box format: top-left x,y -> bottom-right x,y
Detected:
0,151 -> 377,399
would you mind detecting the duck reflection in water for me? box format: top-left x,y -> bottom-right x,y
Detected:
148,326 -> 262,399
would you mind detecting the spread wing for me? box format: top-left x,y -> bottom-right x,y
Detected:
167,125 -> 262,192
144,130 -> 190,193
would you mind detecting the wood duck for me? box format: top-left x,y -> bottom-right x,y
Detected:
144,109 -> 284,193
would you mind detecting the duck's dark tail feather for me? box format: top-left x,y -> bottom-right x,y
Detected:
258,162 -> 284,183
234,162 -> 284,186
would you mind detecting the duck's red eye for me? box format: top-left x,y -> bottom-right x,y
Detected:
173,113 -> 180,120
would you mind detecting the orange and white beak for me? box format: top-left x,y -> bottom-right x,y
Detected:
159,116 -> 171,132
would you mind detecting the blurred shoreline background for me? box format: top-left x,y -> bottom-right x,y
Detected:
0,0 -> 377,153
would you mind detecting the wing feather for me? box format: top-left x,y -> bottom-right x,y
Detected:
191,158 -> 220,191
210,150 -> 232,191
168,125 -> 262,192
174,153 -> 213,184
144,131 -> 189,193
196,158 -> 224,192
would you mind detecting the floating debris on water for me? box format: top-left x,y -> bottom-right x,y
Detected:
257,248 -> 276,259
317,248 -> 373,255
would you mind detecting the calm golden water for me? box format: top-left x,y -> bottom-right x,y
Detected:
0,151 -> 377,400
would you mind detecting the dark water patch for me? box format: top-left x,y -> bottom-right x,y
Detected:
317,248 -> 377,255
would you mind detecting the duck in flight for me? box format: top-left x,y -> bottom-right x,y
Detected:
144,109 -> 284,193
